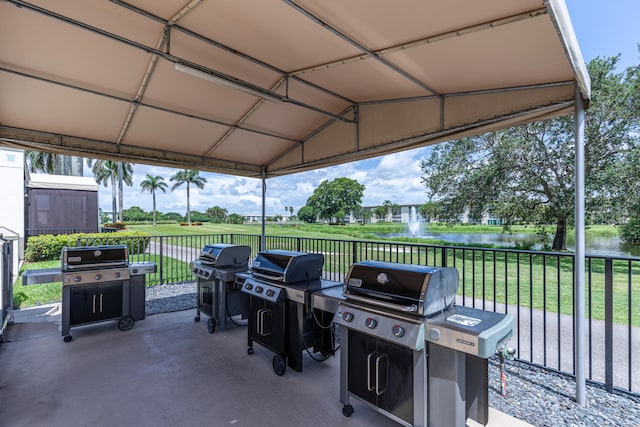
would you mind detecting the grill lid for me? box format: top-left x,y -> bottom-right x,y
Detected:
199,244 -> 251,268
250,250 -> 324,283
344,260 -> 459,317
61,244 -> 129,272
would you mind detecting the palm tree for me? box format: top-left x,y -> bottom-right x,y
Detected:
25,151 -> 84,175
170,169 -> 207,225
25,150 -> 58,174
87,159 -> 133,223
140,174 -> 168,226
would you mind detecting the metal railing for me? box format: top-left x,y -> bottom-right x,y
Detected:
77,233 -> 639,395
1,237 -> 13,339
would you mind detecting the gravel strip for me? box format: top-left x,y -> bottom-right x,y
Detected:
488,358 -> 640,426
145,281 -> 640,426
145,281 -> 197,315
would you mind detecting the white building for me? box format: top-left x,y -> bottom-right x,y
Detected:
0,148 -> 24,275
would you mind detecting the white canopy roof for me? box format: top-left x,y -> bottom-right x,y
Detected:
0,0 -> 590,178
26,172 -> 99,191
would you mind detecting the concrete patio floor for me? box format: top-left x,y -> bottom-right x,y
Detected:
0,304 -> 531,427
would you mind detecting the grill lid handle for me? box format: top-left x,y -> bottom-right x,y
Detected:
345,293 -> 418,313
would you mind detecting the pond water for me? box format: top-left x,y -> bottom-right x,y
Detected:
379,231 -> 640,258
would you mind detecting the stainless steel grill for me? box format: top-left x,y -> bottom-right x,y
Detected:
190,244 -> 251,333
333,261 -> 514,427
22,244 -> 156,342
237,250 -> 340,376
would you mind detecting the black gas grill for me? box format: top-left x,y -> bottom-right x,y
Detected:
190,244 -> 251,333
237,250 -> 341,376
333,261 -> 514,427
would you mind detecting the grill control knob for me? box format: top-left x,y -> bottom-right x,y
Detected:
266,289 -> 275,297
341,311 -> 354,322
255,286 -> 264,294
74,275 -> 82,283
114,272 -> 121,279
245,283 -> 253,291
392,324 -> 405,337
429,328 -> 441,341
94,273 -> 102,281
365,317 -> 377,329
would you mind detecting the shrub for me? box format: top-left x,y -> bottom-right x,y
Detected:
620,218 -> 640,243
25,231 -> 152,262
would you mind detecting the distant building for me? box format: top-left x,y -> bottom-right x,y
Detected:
243,214 -> 291,223
25,172 -> 99,237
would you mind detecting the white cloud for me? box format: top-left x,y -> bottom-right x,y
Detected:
90,146 -> 433,217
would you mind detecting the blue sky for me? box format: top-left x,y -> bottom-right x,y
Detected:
97,1 -> 640,217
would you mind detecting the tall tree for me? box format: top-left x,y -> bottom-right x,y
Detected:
25,151 -> 59,174
420,55 -> 640,250
25,152 -> 84,176
87,159 -> 133,223
140,174 -> 168,226
306,177 -> 365,223
170,169 -> 207,225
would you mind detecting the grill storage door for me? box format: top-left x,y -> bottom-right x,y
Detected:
248,297 -> 285,355
198,280 -> 214,317
347,329 -> 414,424
69,282 -> 123,325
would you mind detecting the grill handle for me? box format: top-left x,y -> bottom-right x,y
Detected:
251,271 -> 284,282
375,354 -> 388,396
345,293 -> 418,313
367,352 -> 377,392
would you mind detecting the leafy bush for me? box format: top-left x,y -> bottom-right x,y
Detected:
620,218 -> 640,242
25,231 -> 151,262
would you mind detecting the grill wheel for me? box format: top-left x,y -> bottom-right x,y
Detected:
117,316 -> 135,331
272,354 -> 287,376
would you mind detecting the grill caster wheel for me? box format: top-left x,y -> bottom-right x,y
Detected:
118,316 -> 135,331
63,335 -> 72,343
194,315 -> 200,322
207,317 -> 216,334
272,354 -> 286,376
247,347 -> 254,355
342,404 -> 354,417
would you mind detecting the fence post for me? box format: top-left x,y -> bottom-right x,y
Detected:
441,247 -> 447,267
159,236 -> 164,285
352,241 -> 358,265
604,258 -> 613,393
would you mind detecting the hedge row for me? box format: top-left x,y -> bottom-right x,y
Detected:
25,231 -> 152,262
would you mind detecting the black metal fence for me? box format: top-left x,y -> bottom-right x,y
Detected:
77,233 -> 639,395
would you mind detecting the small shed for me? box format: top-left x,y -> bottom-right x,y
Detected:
25,173 -> 99,237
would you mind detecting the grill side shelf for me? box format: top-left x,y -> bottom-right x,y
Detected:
21,268 -> 62,285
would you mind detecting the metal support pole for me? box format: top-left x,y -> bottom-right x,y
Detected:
574,86 -> 586,405
261,169 -> 266,252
